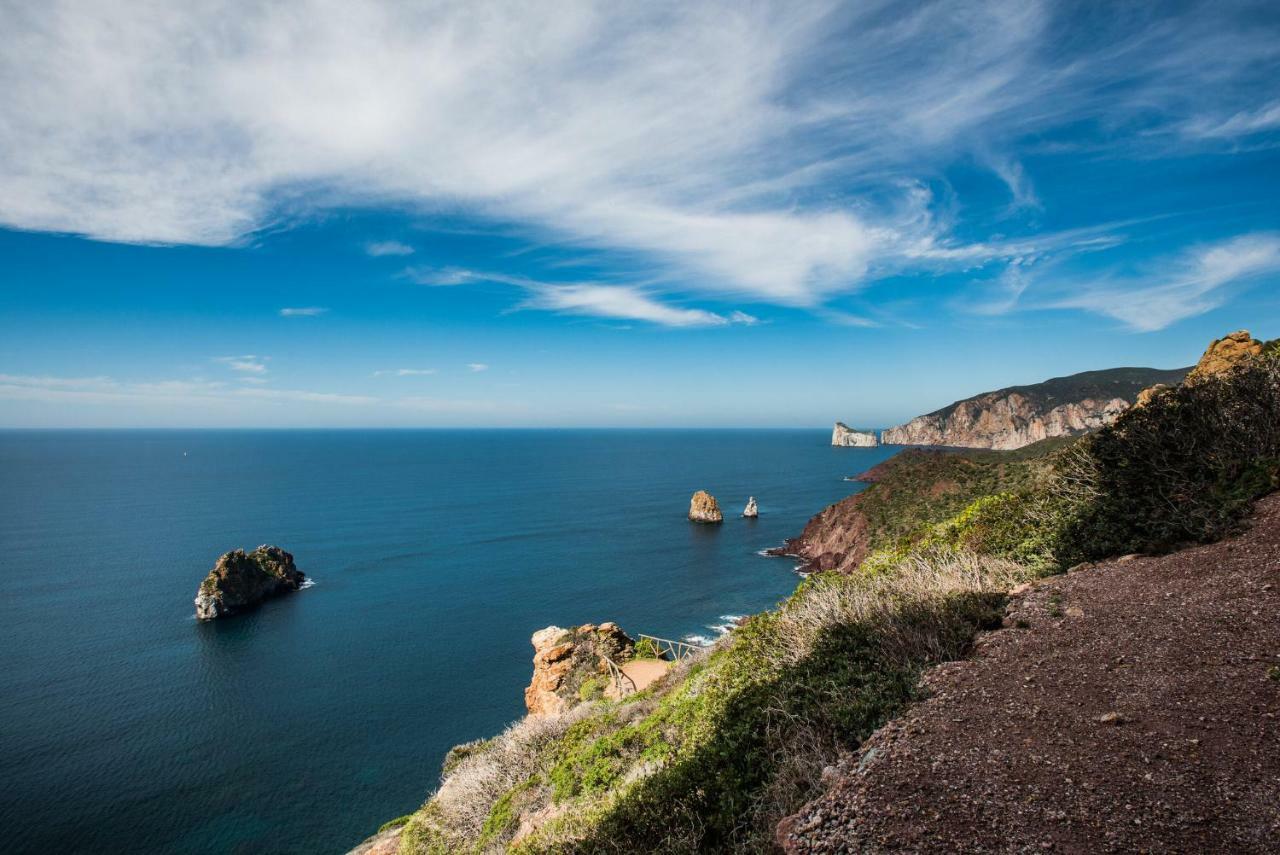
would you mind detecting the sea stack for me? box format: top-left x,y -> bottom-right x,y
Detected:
831,421 -> 878,447
689,490 -> 724,523
194,545 -> 306,620
743,497 -> 759,518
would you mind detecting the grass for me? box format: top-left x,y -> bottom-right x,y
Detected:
399,550 -> 1029,853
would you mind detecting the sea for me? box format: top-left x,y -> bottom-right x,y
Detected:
0,429 -> 895,853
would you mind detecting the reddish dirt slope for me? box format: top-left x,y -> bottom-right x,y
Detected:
780,494 -> 1280,853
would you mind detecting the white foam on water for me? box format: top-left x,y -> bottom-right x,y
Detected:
298,579 -> 316,590
683,633 -> 715,647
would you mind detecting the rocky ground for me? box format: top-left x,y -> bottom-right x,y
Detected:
780,494 -> 1280,853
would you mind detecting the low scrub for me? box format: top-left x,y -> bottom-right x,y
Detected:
398,550 -> 1028,853
1056,358 -> 1280,560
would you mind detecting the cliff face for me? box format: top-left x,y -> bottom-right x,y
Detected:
882,393 -> 1129,451
524,622 -> 635,716
194,545 -> 305,620
882,366 -> 1188,450
831,422 -> 878,447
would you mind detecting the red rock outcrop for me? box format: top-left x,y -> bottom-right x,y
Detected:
1186,329 -> 1264,383
524,622 -> 635,716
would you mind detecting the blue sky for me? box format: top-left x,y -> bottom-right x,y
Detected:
1,0 -> 1278,427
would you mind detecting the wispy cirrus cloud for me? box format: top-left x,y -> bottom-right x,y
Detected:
365,240 -> 415,257
406,266 -> 764,328
522,283 -> 752,328
466,363 -> 489,373
982,233 -> 1280,332
2,1 -> 1275,313
279,306 -> 329,317
0,373 -> 374,406
373,368 -> 436,377
216,355 -> 269,374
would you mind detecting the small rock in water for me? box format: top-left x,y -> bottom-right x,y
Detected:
743,496 -> 759,518
689,490 -> 724,523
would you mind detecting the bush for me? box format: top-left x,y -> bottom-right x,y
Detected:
1055,358 -> 1280,561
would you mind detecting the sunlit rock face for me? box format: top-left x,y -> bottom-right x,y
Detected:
689,490 -> 723,523
524,622 -> 635,716
882,394 -> 1130,451
831,422 -> 878,447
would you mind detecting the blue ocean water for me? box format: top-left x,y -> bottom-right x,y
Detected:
0,430 -> 894,854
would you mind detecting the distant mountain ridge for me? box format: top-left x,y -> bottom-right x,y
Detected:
881,366 -> 1191,450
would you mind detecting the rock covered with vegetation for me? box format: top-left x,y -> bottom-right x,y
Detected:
525,623 -> 636,716
358,330 -> 1280,854
193,545 -> 305,620
688,490 -> 723,523
881,366 -> 1189,450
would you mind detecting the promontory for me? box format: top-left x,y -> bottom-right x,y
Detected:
831,422 -> 877,447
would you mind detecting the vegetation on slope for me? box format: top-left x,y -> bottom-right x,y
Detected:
850,436 -> 1075,558
386,346 -> 1279,855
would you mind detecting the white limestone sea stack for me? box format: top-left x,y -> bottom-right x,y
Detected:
831,422 -> 878,447
743,496 -> 758,518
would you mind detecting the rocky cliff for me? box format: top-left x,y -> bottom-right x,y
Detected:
881,366 -> 1188,450
193,545 -> 305,620
524,622 -> 635,716
831,422 -> 878,447
1187,329 -> 1264,383
688,490 -> 723,523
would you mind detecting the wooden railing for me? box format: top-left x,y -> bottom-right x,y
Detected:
601,654 -> 636,697
637,634 -> 701,662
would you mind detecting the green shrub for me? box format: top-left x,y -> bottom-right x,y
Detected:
632,636 -> 661,660
1055,358 -> 1280,561
376,813 -> 412,833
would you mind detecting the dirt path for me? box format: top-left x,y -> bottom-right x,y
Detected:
621,658 -> 669,692
780,494 -> 1280,853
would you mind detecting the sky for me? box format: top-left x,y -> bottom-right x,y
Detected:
1,0 -> 1279,428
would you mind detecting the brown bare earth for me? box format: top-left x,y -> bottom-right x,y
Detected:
780,493 -> 1280,853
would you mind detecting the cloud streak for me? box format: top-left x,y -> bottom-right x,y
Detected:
365,240 -> 415,257
3,0 -> 1275,312
216,355 -> 268,374
279,306 -> 328,316
1057,234 -> 1280,332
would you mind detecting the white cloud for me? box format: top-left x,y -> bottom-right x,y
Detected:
0,373 -> 373,406
373,368 -> 436,376
216,355 -> 268,374
400,267 -> 479,286
728,311 -> 760,326
1049,234 -> 1280,332
279,306 -> 328,316
2,1 -> 1273,308
467,363 -> 489,372
523,283 -> 734,328
1184,100 -> 1280,139
365,240 -> 415,257
818,309 -> 880,328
